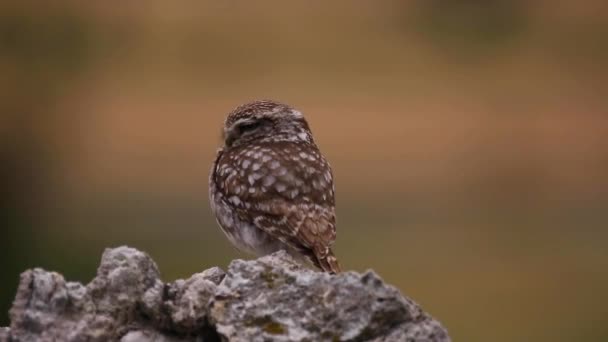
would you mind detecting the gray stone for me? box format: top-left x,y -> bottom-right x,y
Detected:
2,246 -> 449,342
0,327 -> 10,342
121,329 -> 204,342
209,251 -> 449,342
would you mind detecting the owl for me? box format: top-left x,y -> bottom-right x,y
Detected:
209,100 -> 340,273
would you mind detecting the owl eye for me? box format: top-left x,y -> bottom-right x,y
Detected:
238,121 -> 262,134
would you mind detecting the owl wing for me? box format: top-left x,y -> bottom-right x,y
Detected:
241,199 -> 339,273
217,141 -> 340,272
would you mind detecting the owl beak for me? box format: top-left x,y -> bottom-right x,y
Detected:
224,127 -> 236,147
222,129 -> 235,147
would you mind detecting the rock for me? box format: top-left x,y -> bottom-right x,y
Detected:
120,329 -> 202,342
0,327 -> 9,341
2,246 -> 450,342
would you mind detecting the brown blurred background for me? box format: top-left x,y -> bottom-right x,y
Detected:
1,1 -> 607,341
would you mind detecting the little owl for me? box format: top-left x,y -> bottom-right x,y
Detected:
209,100 -> 340,273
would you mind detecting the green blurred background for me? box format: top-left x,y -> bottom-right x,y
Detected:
1,1 -> 607,341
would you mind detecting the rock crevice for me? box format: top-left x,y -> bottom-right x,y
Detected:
1,247 -> 450,342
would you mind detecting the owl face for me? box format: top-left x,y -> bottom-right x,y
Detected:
222,100 -> 313,148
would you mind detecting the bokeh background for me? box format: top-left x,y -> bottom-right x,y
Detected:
1,1 -> 607,341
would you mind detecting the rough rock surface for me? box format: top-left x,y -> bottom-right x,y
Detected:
2,246 -> 450,342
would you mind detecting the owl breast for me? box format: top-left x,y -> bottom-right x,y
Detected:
209,190 -> 284,255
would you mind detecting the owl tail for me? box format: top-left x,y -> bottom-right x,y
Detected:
314,248 -> 341,274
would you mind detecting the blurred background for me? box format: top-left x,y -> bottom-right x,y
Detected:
1,0 -> 607,341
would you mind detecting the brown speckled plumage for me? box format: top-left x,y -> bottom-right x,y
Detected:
209,100 -> 340,273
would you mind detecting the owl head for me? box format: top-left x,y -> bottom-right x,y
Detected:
222,100 -> 313,148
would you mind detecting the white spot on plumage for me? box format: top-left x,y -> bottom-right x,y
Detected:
313,180 -> 321,189
275,183 -> 287,192
281,172 -> 295,183
263,175 -> 276,187
289,189 -> 299,198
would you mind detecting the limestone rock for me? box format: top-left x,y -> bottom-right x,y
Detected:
2,246 -> 449,342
